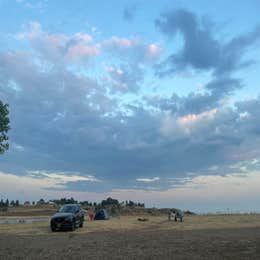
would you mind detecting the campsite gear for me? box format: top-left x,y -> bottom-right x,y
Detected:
94,209 -> 109,220
168,209 -> 184,222
175,210 -> 184,222
168,212 -> 176,221
137,218 -> 148,222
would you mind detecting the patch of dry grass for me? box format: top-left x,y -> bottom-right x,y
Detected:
1,214 -> 260,236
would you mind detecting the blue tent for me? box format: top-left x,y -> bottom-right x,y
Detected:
94,209 -> 109,220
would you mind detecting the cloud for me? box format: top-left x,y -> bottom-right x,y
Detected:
1,46 -> 260,192
1,169 -> 260,212
0,170 -> 100,194
65,43 -> 99,61
102,36 -> 162,62
102,36 -> 138,49
16,22 -> 99,63
205,77 -> 243,95
1,9 -> 260,206
160,108 -> 218,139
136,177 -> 160,182
104,64 -> 144,92
123,3 -> 138,22
146,74 -> 243,119
27,170 -> 100,183
0,170 -> 106,202
101,37 -> 161,92
147,44 -> 162,59
155,9 -> 260,76
15,23 -> 161,93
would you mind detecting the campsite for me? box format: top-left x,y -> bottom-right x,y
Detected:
0,205 -> 260,259
1,1 -> 260,259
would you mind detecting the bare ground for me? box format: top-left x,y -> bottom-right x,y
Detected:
0,215 -> 260,259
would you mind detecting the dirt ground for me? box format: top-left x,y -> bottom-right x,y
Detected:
0,215 -> 260,259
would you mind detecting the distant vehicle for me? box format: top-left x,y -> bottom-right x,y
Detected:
168,209 -> 184,222
50,204 -> 84,231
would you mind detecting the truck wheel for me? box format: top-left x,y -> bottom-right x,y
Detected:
51,226 -> 56,232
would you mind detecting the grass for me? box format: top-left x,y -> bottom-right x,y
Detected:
1,214 -> 260,236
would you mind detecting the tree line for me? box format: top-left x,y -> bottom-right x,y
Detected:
50,197 -> 145,208
0,199 -> 20,207
0,197 -> 145,209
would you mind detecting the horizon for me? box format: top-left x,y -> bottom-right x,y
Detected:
1,0 -> 260,213
2,196 -> 260,215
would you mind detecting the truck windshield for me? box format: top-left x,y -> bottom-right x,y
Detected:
59,205 -> 76,213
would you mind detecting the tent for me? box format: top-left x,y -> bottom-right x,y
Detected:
94,209 -> 109,220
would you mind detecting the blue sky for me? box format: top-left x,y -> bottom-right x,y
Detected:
0,0 -> 260,212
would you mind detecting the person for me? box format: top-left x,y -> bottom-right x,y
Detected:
168,210 -> 176,221
168,211 -> 171,221
89,212 -> 94,220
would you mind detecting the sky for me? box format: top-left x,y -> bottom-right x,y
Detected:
0,0 -> 260,213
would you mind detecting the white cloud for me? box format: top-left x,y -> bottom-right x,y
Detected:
27,170 -> 100,184
74,32 -> 93,43
102,36 -> 138,49
239,111 -> 250,119
16,22 -> 99,63
160,109 -> 218,139
136,177 -> 160,182
146,44 -> 162,59
65,43 -> 99,61
0,171 -> 104,203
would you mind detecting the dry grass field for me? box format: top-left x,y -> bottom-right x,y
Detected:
0,212 -> 260,259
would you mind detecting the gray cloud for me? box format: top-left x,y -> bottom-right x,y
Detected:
205,77 -> 243,96
155,9 -> 260,76
1,13 -> 260,194
104,64 -> 144,93
1,48 -> 260,192
145,76 -> 242,116
101,37 -> 161,92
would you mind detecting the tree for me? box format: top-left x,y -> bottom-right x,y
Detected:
0,101 -> 10,154
101,197 -> 119,207
37,198 -> 45,205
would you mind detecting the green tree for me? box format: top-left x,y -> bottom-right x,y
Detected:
0,101 -> 10,154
